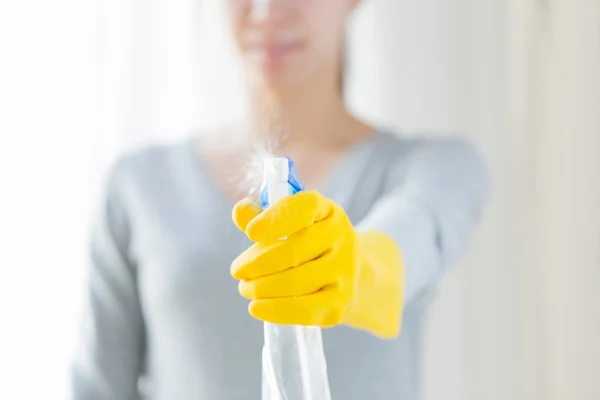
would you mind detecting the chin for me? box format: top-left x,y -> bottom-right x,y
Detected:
248,63 -> 309,90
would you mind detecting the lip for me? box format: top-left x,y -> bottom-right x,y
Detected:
246,41 -> 305,64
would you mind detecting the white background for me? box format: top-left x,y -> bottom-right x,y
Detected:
0,1 -> 598,399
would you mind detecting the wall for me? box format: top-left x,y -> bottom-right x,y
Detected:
507,1 -> 600,398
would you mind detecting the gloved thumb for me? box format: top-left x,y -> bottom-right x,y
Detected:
232,197 -> 262,233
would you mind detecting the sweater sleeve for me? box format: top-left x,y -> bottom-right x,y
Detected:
357,138 -> 491,304
71,159 -> 145,400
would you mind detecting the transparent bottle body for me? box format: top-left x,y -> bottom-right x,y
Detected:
261,323 -> 331,400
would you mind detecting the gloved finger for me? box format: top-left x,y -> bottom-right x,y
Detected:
230,218 -> 337,280
246,190 -> 335,242
238,253 -> 336,300
232,197 -> 262,233
248,289 -> 345,327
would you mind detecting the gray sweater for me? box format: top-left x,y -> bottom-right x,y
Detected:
71,131 -> 489,400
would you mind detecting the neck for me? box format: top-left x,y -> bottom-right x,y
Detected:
244,73 -> 355,147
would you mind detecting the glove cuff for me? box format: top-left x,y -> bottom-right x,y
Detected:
344,230 -> 405,339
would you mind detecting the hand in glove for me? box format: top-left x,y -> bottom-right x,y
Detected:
231,190 -> 405,339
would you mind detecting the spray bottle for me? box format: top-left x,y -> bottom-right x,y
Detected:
260,157 -> 331,400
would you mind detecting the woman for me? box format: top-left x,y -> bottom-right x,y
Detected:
72,0 -> 489,399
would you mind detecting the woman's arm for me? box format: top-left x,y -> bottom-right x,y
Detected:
357,138 -> 491,305
229,137 -> 490,338
71,161 -> 145,400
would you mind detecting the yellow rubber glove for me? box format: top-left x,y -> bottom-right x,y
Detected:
231,190 -> 405,339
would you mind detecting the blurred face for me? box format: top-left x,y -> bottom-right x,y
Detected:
225,0 -> 357,87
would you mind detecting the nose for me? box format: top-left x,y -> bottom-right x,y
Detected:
249,0 -> 288,23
